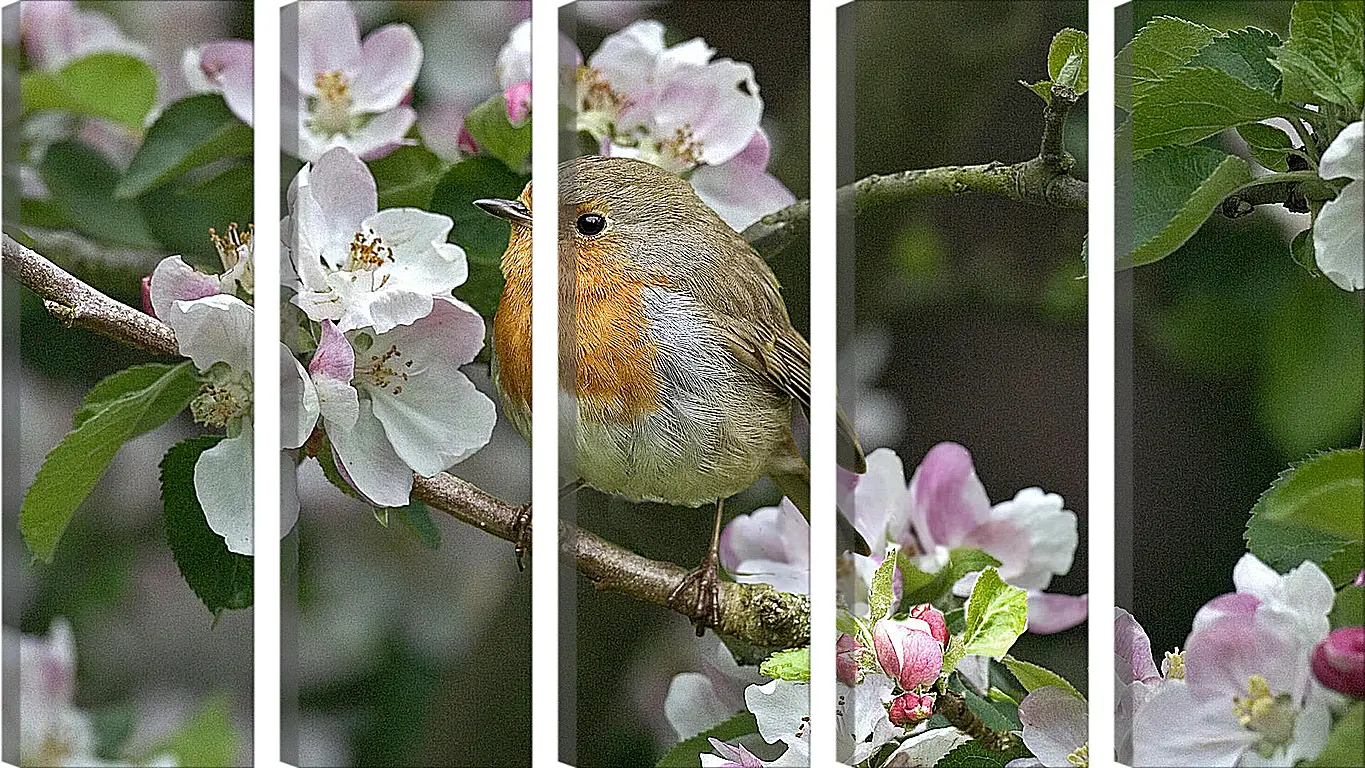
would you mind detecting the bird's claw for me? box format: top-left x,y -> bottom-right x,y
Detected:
668,551 -> 722,636
512,504 -> 532,571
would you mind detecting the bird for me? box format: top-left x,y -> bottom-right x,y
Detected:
476,155 -> 864,629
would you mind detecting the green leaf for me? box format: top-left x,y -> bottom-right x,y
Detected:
1001,656 -> 1085,701
1330,585 -> 1364,628
941,634 -> 966,676
1123,145 -> 1254,268
117,94 -> 253,198
368,145 -> 448,210
1133,67 -> 1295,153
391,501 -> 442,550
463,94 -> 532,170
963,686 -> 1021,731
22,53 -> 157,128
427,156 -> 528,319
1245,448 -> 1364,586
934,739 -> 1031,768
1308,701 -> 1363,768
1237,123 -> 1296,172
144,695 -> 238,768
1048,29 -> 1088,95
162,436 -> 254,613
760,647 -> 810,682
1117,16 -> 1218,112
1019,79 -> 1055,104
1187,28 -> 1284,94
74,363 -> 185,427
138,164 -> 253,264
869,548 -> 900,620
1272,0 -> 1365,113
315,438 -> 367,503
836,609 -> 863,637
656,711 -> 758,768
897,546 -> 1002,606
38,141 -> 158,249
21,362 -> 199,562
962,568 -> 1028,658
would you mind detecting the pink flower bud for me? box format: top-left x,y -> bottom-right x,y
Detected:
909,603 -> 949,646
1354,570 -> 1364,587
836,633 -> 861,686
504,80 -> 532,125
1312,627 -> 1364,699
141,275 -> 156,317
888,692 -> 936,726
873,618 -> 943,691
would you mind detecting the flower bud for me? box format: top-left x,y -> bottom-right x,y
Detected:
909,603 -> 949,646
836,633 -> 862,686
873,618 -> 943,691
1312,627 -> 1364,699
888,692 -> 936,726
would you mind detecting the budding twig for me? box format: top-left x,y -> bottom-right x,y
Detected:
2,233 -> 810,651
932,678 -> 1022,753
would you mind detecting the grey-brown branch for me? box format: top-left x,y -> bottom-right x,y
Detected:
742,83 -> 1088,257
2,233 -> 809,651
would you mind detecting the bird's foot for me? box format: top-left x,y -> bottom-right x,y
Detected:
668,550 -> 722,636
512,504 -> 532,571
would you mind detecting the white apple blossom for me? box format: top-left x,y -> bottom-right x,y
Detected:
837,673 -> 904,764
1005,686 -> 1088,768
290,1 -> 421,161
283,146 -> 469,334
744,679 -> 810,767
1313,120 -> 1362,291
718,497 -> 809,594
183,40 -> 254,127
20,0 -> 149,72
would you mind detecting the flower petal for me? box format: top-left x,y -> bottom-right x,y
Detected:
1114,608 -> 1161,684
295,0 -> 361,89
191,40 -> 255,126
1315,122 -> 1364,291
718,498 -> 809,594
350,24 -> 422,113
906,442 -> 991,551
282,345 -> 318,449
194,426 -> 254,555
1132,680 -> 1253,767
166,293 -> 254,373
691,130 -> 796,231
150,256 -> 220,320
1027,592 -> 1088,634
1017,686 -> 1087,766
328,397 -> 413,507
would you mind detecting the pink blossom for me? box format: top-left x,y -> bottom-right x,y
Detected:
873,617 -> 943,691
908,604 -> 948,646
1312,626 -> 1364,698
836,634 -> 862,686
888,692 -> 936,726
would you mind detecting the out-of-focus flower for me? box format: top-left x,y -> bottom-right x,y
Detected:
888,691 -> 935,727
20,0 -> 148,72
1005,686 -> 1088,768
744,679 -> 810,767
183,40 -> 254,126
417,102 -> 473,163
718,497 -> 808,594
881,727 -> 971,767
1313,120 -> 1362,291
836,633 -> 862,686
1131,557 -> 1336,767
494,19 -> 532,124
290,0 -> 421,161
665,635 -> 767,741
842,444 -> 1086,633
701,739 -> 764,768
1311,626 -> 1364,698
1114,608 -> 1165,765
873,617 -> 943,691
283,147 -> 469,334
689,129 -> 796,231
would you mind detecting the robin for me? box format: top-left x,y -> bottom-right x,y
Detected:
476,155 -> 864,629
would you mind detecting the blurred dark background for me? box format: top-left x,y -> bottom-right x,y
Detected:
842,1 -> 1090,690
1120,1 -> 1363,655
564,2 -> 810,765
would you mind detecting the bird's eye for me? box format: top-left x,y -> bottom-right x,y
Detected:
576,213 -> 607,237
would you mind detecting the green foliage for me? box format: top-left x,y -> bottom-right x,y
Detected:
368,145 -> 449,210
1132,67 -> 1290,153
428,156 -> 528,319
1117,16 -> 1219,111
897,547 -> 1002,606
140,164 -> 253,267
463,93 -> 532,170
868,548 -> 899,620
655,711 -> 758,768
22,53 -> 157,128
1021,28 -> 1089,103
162,436 -> 253,613
1000,656 -> 1084,701
1236,123 -> 1296,172
934,739 -> 1031,767
117,94 -> 253,199
961,568 -> 1028,658
391,501 -> 442,550
1272,0 -> 1365,114
22,362 -> 199,562
1121,146 -> 1252,269
1245,448 -> 1364,586
760,647 -> 810,682
1330,584 -> 1363,628
1308,701 -> 1363,768
36,141 -> 158,249
143,695 -> 239,767
963,686 -> 1021,731
1187,28 -> 1283,95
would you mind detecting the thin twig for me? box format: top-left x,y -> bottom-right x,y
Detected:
3,233 -> 810,651
933,679 -> 1021,753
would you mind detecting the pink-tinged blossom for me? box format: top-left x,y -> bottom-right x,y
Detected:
888,691 -> 935,726
718,498 -> 809,594
701,739 -> 764,768
20,0 -> 148,72
290,1 -> 422,161
665,636 -> 767,741
183,40 -> 254,127
1006,686 -> 1088,768
494,19 -> 533,125
744,679 -> 810,767
1312,627 -> 1364,698
690,129 -> 796,231
836,634 -> 862,686
283,147 -> 469,334
908,603 -> 948,646
837,673 -> 904,764
873,617 -> 943,691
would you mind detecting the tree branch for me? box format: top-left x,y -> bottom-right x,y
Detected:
740,82 -> 1087,256
932,679 -> 1021,752
3,232 -> 810,651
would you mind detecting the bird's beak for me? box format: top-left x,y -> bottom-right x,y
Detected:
474,198 -> 532,226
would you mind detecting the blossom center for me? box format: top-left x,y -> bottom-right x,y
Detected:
346,231 -> 394,275
311,70 -> 354,136
1163,649 -> 1185,679
658,123 -> 703,169
357,343 -> 412,395
1067,743 -> 1089,767
191,374 -> 251,429
1232,675 -> 1296,757
210,222 -> 254,293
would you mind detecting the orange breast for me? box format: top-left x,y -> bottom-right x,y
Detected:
493,228 -> 666,424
